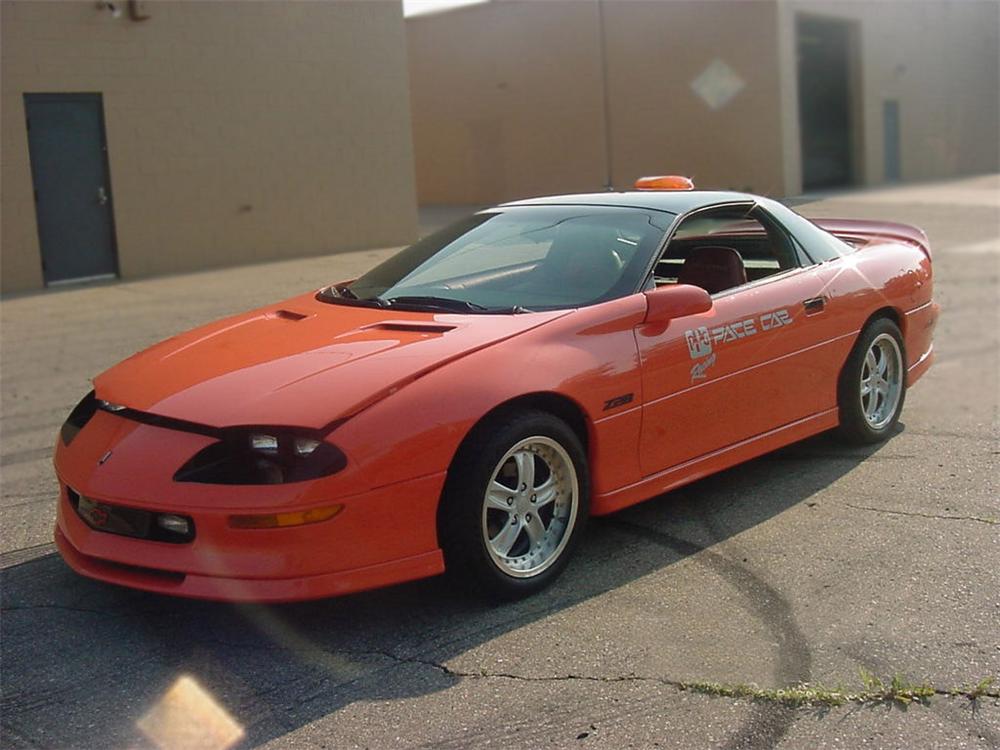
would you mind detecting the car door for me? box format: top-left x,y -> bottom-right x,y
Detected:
637,203 -> 844,477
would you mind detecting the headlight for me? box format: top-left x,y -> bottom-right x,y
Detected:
61,391 -> 99,446
174,429 -> 347,485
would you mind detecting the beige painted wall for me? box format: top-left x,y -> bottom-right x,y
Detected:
1,1 -> 418,293
407,0 -> 785,204
407,0 -> 610,204
602,0 -> 784,195
778,0 -> 1000,194
408,0 -> 998,203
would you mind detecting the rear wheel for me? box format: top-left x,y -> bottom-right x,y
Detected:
439,410 -> 589,599
837,318 -> 907,444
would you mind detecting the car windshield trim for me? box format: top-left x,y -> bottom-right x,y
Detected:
340,205 -> 676,312
316,288 -> 534,314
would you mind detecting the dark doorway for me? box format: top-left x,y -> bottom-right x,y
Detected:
24,93 -> 119,285
797,17 -> 856,190
883,100 -> 901,182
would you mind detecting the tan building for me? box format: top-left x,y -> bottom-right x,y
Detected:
1,1 -> 419,293
407,0 -> 999,204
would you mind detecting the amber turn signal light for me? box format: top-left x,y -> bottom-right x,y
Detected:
634,175 -> 695,191
229,504 -> 344,529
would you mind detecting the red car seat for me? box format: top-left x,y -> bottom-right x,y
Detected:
677,246 -> 747,294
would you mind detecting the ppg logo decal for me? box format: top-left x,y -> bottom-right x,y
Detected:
685,327 -> 712,359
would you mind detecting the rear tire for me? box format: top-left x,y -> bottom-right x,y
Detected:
836,318 -> 907,444
438,410 -> 590,600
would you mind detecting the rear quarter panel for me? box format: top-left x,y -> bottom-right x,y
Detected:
821,239 -> 934,369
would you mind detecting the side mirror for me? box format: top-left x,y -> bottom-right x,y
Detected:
643,284 -> 713,325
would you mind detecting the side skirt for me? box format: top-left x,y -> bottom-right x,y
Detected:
591,408 -> 840,516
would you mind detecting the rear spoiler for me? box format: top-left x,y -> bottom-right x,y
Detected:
814,218 -> 931,259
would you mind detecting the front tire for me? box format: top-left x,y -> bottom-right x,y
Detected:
837,318 -> 907,444
439,410 -> 590,600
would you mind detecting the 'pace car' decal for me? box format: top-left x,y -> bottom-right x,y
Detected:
686,308 -> 793,382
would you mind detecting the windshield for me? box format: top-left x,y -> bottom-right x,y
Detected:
342,205 -> 674,312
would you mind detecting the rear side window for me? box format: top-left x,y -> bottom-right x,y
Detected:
760,198 -> 850,263
654,204 -> 799,292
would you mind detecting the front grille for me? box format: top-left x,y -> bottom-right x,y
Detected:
67,487 -> 195,544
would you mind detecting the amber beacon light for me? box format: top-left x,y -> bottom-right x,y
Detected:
634,175 -> 695,191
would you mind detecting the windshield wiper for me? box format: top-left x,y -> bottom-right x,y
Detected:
336,285 -> 358,299
489,304 -> 534,314
319,289 -> 531,313
384,295 -> 489,312
384,296 -> 534,314
316,286 -> 387,307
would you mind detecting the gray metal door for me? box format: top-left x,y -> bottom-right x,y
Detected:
25,93 -> 119,285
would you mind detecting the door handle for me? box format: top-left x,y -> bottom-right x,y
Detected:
803,296 -> 826,314
97,186 -> 108,206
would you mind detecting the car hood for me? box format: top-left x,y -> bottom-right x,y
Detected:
94,292 -> 570,430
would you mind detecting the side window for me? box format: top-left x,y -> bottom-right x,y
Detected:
653,205 -> 799,295
759,198 -> 850,263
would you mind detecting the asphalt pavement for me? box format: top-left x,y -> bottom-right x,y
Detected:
2,175 -> 998,749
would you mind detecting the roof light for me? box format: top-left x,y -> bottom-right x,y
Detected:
634,175 -> 695,191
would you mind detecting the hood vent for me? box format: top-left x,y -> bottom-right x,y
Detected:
269,309 -> 309,322
367,321 -> 457,334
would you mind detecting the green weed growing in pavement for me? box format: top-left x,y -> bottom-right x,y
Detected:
679,668 -> 998,708
856,667 -> 935,705
949,676 -> 996,701
678,681 -> 852,708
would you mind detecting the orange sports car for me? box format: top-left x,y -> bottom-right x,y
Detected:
53,177 -> 938,602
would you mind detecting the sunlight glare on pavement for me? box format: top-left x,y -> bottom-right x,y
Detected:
136,675 -> 245,750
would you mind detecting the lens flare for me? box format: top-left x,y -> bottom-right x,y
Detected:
137,675 -> 244,750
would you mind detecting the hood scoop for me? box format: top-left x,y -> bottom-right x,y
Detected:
269,309 -> 310,322
363,321 -> 457,334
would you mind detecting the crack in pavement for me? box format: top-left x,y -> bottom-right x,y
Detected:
190,638 -> 1000,702
0,543 -> 57,570
298,647 -> 1000,705
354,650 -> 1000,708
844,503 -> 998,525
601,516 -> 812,750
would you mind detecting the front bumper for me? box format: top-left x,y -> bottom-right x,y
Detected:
53,412 -> 446,602
54,473 -> 446,602
54,525 -> 444,603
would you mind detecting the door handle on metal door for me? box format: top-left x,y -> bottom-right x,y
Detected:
803,296 -> 826,314
97,186 -> 108,205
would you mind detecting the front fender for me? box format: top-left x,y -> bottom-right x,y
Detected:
335,295 -> 648,496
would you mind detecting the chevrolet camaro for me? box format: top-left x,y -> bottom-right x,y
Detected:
53,176 -> 938,601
